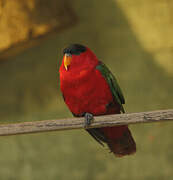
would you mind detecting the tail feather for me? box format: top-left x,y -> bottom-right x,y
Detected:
87,126 -> 136,157
108,128 -> 136,157
101,126 -> 136,157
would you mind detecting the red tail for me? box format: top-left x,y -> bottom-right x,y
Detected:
101,125 -> 136,157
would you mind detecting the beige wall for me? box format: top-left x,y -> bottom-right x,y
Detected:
117,0 -> 173,75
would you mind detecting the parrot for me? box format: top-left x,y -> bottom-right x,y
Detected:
59,44 -> 136,157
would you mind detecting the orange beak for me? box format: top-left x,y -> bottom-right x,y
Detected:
64,54 -> 72,71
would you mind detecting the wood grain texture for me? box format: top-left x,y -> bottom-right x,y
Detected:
0,109 -> 172,136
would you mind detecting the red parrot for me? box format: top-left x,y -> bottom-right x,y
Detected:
59,44 -> 136,157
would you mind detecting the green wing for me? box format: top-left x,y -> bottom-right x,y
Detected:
96,62 -> 125,113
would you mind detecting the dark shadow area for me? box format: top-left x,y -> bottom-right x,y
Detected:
0,0 -> 77,60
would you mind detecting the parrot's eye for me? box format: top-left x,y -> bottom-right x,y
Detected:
63,44 -> 86,55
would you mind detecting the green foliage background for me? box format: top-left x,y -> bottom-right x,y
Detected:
0,0 -> 173,179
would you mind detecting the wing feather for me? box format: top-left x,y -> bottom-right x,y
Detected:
96,61 -> 125,113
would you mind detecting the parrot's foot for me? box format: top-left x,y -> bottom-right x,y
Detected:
84,113 -> 93,128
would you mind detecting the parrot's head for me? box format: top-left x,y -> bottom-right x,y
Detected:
61,44 -> 98,72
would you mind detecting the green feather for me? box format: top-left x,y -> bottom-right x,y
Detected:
96,62 -> 125,113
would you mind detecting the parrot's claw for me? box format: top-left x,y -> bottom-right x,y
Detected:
84,113 -> 94,128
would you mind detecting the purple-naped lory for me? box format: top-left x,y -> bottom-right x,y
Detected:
59,44 -> 136,157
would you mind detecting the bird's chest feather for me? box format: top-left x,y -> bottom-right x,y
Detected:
60,69 -> 114,115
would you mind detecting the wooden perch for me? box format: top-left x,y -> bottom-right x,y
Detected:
0,109 -> 173,136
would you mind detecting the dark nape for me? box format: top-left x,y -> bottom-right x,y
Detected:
63,44 -> 86,55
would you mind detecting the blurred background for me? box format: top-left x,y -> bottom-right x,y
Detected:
0,0 -> 173,179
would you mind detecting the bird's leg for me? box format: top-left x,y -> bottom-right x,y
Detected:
84,113 -> 94,128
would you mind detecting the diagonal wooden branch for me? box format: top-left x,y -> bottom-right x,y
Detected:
0,109 -> 173,136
